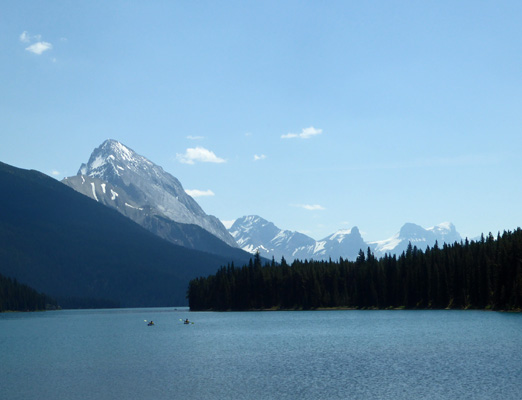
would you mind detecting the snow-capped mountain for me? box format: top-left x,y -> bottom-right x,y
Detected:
306,227 -> 369,261
63,139 -> 238,250
229,216 -> 316,261
370,222 -> 461,257
229,215 -> 368,262
229,216 -> 462,262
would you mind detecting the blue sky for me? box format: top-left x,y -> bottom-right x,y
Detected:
1,1 -> 521,242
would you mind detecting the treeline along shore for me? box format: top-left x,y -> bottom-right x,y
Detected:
188,228 -> 522,311
0,272 -> 58,312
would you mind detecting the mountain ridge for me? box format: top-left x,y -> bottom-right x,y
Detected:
229,215 -> 462,261
63,139 -> 244,258
76,139 -> 236,246
370,221 -> 461,256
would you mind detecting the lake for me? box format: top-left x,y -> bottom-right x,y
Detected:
1,309 -> 521,399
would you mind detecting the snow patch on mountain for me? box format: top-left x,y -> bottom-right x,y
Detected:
314,241 -> 326,253
125,203 -> 143,210
373,234 -> 402,252
90,182 -> 98,201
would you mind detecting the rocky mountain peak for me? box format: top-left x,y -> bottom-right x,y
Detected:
399,223 -> 431,239
78,139 -> 159,183
70,139 -> 238,248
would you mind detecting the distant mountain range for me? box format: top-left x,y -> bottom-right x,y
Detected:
62,140 -> 463,264
229,215 -> 462,262
369,221 -> 461,257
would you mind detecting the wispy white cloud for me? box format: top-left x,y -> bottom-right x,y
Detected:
51,170 -> 60,176
292,204 -> 326,211
185,189 -> 215,197
19,31 -> 31,43
25,41 -> 53,55
282,126 -> 323,139
176,147 -> 226,164
20,31 -> 53,55
187,135 -> 204,140
20,31 -> 42,43
254,154 -> 266,161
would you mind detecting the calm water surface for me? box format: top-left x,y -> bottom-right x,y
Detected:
1,309 -> 521,399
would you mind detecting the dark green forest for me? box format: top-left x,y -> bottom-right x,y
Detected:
0,272 -> 57,312
188,228 -> 522,311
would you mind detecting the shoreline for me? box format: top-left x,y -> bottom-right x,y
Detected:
189,306 -> 522,312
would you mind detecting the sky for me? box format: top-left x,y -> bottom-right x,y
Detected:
1,1 -> 521,242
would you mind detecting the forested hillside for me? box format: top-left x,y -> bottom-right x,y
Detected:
188,228 -> 522,311
0,272 -> 57,312
0,161 -> 251,308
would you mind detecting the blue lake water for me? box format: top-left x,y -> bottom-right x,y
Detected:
1,309 -> 521,399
